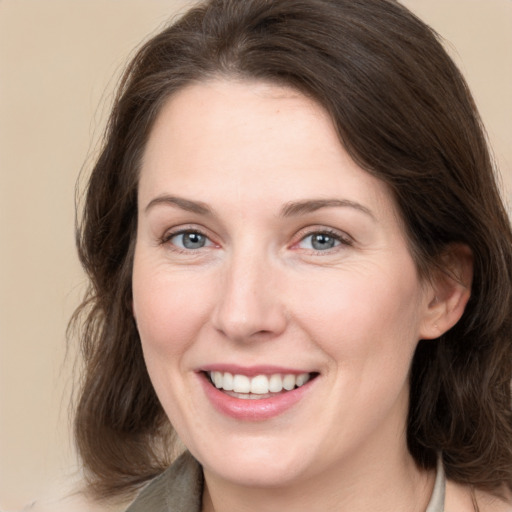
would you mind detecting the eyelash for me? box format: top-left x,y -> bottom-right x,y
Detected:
159,227 -> 213,254
294,228 -> 353,254
159,227 -> 353,254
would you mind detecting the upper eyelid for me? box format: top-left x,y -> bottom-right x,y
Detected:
159,227 -> 215,251
294,226 -> 353,243
158,224 -> 353,248
160,228 -> 216,253
167,229 -> 210,241
162,224 -> 211,240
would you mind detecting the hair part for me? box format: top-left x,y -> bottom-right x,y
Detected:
72,0 -> 512,500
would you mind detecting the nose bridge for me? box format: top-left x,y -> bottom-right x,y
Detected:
212,239 -> 286,341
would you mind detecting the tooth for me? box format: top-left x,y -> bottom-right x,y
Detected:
250,375 -> 269,394
210,371 -> 312,394
268,374 -> 283,392
233,374 -> 251,393
223,372 -> 234,391
283,374 -> 296,391
296,373 -> 310,387
213,371 -> 223,388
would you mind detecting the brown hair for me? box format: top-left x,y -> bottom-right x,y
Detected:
72,0 -> 512,500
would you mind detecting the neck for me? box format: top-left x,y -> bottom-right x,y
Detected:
201,443 -> 435,512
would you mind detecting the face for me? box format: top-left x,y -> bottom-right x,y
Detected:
132,80 -> 435,489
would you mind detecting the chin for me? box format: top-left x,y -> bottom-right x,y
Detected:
190,434 -> 316,487
205,455 -> 308,488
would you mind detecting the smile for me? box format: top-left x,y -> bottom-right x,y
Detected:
199,367 -> 318,420
198,364 -> 319,420
207,371 -> 313,398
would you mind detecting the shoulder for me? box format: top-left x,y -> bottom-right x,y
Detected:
15,474 -> 130,512
446,480 -> 512,512
124,451 -> 203,512
17,494 -> 128,512
475,489 -> 512,512
17,452 -> 201,512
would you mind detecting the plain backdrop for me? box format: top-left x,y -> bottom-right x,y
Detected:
0,0 -> 511,509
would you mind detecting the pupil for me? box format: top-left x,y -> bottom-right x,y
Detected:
183,232 -> 205,249
312,233 -> 335,250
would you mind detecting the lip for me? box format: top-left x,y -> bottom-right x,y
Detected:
199,364 -> 313,377
197,368 -> 317,421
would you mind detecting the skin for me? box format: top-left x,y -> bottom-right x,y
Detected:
132,79 -> 474,512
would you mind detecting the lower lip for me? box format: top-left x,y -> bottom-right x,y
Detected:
199,373 -> 315,421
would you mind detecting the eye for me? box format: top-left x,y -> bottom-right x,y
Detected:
167,230 -> 213,250
297,230 -> 350,251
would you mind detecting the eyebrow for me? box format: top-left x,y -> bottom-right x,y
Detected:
280,199 -> 375,219
144,195 -> 374,220
144,195 -> 213,215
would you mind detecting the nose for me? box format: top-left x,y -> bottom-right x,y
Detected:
211,248 -> 288,342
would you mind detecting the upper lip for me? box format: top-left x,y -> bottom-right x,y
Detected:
198,364 -> 317,377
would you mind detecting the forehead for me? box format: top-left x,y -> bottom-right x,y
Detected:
139,79 -> 395,219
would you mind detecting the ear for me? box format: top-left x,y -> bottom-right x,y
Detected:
419,244 -> 473,340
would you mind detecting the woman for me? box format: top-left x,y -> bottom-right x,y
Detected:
72,0 -> 512,510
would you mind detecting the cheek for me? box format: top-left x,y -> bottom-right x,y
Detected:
132,260 -> 219,428
132,260 -> 216,360
289,264 -> 423,441
288,261 -> 424,368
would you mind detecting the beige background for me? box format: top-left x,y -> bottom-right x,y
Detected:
0,0 -> 511,510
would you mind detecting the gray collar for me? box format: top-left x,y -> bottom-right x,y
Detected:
125,451 -> 202,512
426,457 -> 446,512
